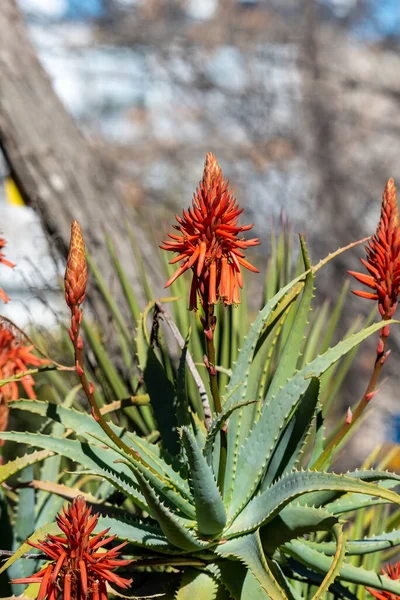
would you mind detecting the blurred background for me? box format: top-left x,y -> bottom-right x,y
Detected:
1,0 -> 400,461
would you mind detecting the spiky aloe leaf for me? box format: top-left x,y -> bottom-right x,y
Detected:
226,470 -> 400,537
261,377 -> 320,490
0,449 -> 53,484
0,521 -> 60,576
306,528 -> 400,556
228,319 -> 398,519
223,271 -> 308,503
94,514 -> 179,554
136,312 -> 180,455
176,335 -> 191,428
284,539 -> 400,596
175,569 -> 219,600
211,561 -> 271,600
8,400 -> 192,503
311,522 -> 346,600
215,531 -> 286,599
260,504 -> 339,555
267,234 -> 314,400
300,469 -> 400,509
0,432 -> 147,509
181,427 -> 226,536
132,469 -> 204,551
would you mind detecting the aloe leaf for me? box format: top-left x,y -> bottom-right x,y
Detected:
307,528 -> 400,556
216,531 -> 286,599
0,521 -> 60,576
223,271 -> 307,504
0,449 -> 53,484
176,335 -> 191,428
132,469 -> 204,551
0,431 -> 147,509
8,399 -> 192,503
300,469 -> 400,509
94,514 -> 180,554
227,470 -> 400,537
181,427 -> 226,535
136,311 -> 179,455
267,234 -> 314,400
261,377 -> 320,490
260,504 -> 339,556
284,539 -> 400,595
35,384 -> 80,520
311,522 -> 346,600
228,319 -> 398,518
175,569 -> 219,600
213,560 -> 271,600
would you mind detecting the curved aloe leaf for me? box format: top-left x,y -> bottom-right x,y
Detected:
228,320 -> 399,519
267,234 -> 314,401
0,431 -> 147,509
216,531 -> 286,599
226,470 -> 400,537
284,539 -> 400,596
175,569 -> 219,600
9,400 -> 192,501
260,504 -> 339,555
0,449 -> 53,484
307,528 -> 400,556
261,377 -> 320,490
223,270 -> 307,504
132,469 -> 204,551
181,427 -> 226,535
212,560 -> 271,600
311,522 -> 346,600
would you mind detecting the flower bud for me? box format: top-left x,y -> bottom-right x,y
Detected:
64,220 -> 88,310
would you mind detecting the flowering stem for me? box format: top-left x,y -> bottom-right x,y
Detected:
70,309 -> 145,465
203,303 -> 227,495
312,330 -> 389,471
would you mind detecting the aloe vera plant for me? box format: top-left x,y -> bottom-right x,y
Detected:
1,161 -> 400,599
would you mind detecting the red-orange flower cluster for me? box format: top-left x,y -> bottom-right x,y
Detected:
349,178 -> 400,319
13,496 -> 133,600
0,322 -> 46,402
161,152 -> 260,310
0,236 -> 15,303
368,562 -> 400,599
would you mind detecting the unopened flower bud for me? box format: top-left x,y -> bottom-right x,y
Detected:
366,389 -> 379,402
75,360 -> 84,377
65,220 -> 88,310
345,407 -> 353,425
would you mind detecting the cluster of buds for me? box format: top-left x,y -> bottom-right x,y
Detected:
368,561 -> 400,600
13,496 -> 133,600
64,220 -> 88,369
161,152 -> 259,312
0,235 -> 15,303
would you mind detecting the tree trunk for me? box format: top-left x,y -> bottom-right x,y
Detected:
0,0 -> 160,333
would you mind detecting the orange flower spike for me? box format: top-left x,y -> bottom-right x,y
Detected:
161,152 -> 260,310
349,178 -> 400,319
13,496 -> 133,599
64,220 -> 88,311
367,561 -> 400,599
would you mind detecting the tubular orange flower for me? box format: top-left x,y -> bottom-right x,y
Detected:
367,562 -> 400,599
12,496 -> 133,600
0,235 -> 15,303
349,178 -> 400,319
0,322 -> 46,402
65,220 -> 88,311
161,152 -> 260,310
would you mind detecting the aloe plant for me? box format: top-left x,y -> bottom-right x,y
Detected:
1,161 -> 400,599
